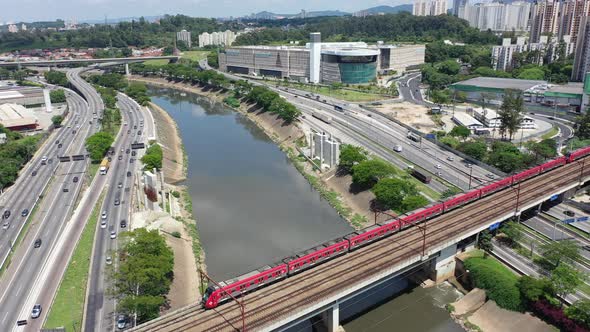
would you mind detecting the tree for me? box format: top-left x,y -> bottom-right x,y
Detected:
477,230 -> 493,256
207,51 -> 219,68
550,264 -> 584,300
500,221 -> 523,246
459,140 -> 487,160
118,295 -> 165,324
351,159 -> 396,188
449,125 -> 471,139
85,132 -> 115,161
437,60 -> 460,75
49,89 -> 66,103
575,112 -> 590,139
540,240 -> 581,268
517,276 -> 554,303
401,194 -> 428,212
141,144 -> 163,170
517,67 -> 545,80
498,90 -> 524,140
339,144 -> 368,172
371,178 -> 419,211
44,71 -> 68,86
565,300 -> 590,329
51,115 -> 64,127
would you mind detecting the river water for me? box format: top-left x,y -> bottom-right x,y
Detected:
149,87 -> 353,281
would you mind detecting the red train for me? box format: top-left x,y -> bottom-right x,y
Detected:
202,146 -> 590,309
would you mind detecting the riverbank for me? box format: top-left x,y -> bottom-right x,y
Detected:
147,102 -> 185,184
130,76 -> 368,228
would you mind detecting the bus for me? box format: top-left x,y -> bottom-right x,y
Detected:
99,158 -> 110,175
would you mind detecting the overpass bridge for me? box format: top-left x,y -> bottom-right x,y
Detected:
0,56 -> 179,68
130,156 -> 590,332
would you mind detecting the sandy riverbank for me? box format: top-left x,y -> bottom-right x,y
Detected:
129,75 -> 370,228
147,102 -> 185,184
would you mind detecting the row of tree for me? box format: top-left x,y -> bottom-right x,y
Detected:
141,143 -> 163,170
110,228 -> 174,324
0,127 -> 42,189
339,145 -> 428,213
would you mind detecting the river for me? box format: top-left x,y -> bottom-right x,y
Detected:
148,87 -> 353,281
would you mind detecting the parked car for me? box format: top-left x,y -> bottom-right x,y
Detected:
31,304 -> 42,319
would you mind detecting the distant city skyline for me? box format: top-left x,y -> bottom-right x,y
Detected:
1,0 -> 413,23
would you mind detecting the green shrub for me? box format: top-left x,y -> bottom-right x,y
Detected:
464,257 -> 523,311
171,231 -> 181,238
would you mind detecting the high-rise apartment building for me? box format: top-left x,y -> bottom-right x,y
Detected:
459,1 -> 531,32
452,0 -> 468,16
572,16 -> 590,81
530,0 -> 590,43
7,24 -> 17,33
176,30 -> 192,48
492,35 -> 574,71
413,0 -> 448,16
198,30 -> 238,48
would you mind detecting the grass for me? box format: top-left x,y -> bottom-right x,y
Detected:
465,256 -> 519,281
143,59 -> 170,66
541,126 -> 559,140
44,189 -> 105,332
181,51 -> 210,62
270,80 -> 391,102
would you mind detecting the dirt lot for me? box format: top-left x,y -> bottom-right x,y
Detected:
467,301 -> 554,332
148,102 -> 185,184
373,102 -> 439,132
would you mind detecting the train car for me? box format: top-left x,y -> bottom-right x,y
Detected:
443,190 -> 481,212
400,203 -> 444,227
539,157 -> 567,173
567,146 -> 590,162
512,166 -> 541,184
479,177 -> 513,197
202,262 -> 288,309
346,219 -> 402,250
284,238 -> 349,275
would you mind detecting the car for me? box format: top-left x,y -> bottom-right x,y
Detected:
127,129 -> 131,134
55,140 -> 60,145
73,177 -> 79,183
465,163 -> 473,168
58,144 -> 62,148
106,256 -> 112,265
3,210 -> 10,219
72,130 -> 76,134
129,158 -> 134,164
436,171 -> 442,176
100,220 -> 107,229
2,222 -> 9,230
34,238 -> 42,248
435,164 -> 442,169
131,151 -> 136,156
137,131 -> 142,135
31,304 -> 42,319
41,156 -> 48,165
564,210 -> 575,217
447,156 -> 454,161
124,122 -> 128,126
120,219 -> 127,228
21,209 -> 29,217
89,120 -> 93,124
108,157 -> 112,162
126,149 -> 130,154
127,171 -> 132,177
114,198 -> 120,206
110,230 -> 117,239
117,314 -> 127,329
118,182 -> 123,189
118,155 -> 123,161
133,125 -> 137,129
101,211 -> 107,219
486,173 -> 495,179
32,170 -> 37,176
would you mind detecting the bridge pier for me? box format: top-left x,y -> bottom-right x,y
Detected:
320,302 -> 340,332
125,63 -> 130,76
428,243 -> 457,283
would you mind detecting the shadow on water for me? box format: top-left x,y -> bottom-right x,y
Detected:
148,86 -> 354,281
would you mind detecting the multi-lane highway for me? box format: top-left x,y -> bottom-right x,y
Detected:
0,84 -> 95,330
84,92 -> 149,332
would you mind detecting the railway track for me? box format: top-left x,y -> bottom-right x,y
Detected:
132,158 -> 590,332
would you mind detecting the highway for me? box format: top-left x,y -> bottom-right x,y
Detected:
131,156 -> 590,332
83,92 -> 148,332
0,85 -> 95,330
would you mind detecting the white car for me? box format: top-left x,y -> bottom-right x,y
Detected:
2,222 -> 9,230
100,220 -> 107,229
31,304 -> 42,319
101,211 -> 107,220
447,156 -> 454,161
110,231 -> 117,239
106,256 -> 112,265
435,164 -> 442,169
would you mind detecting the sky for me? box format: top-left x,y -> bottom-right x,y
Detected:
1,0 -> 413,23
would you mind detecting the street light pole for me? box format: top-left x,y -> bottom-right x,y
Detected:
468,167 -> 473,190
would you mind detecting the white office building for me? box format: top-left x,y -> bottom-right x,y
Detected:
413,0 -> 448,16
176,29 -> 192,48
473,107 -> 536,129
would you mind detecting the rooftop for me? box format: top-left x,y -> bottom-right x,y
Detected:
453,77 -> 547,91
0,103 -> 38,128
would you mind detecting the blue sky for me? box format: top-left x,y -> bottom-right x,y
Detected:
2,0 -> 413,23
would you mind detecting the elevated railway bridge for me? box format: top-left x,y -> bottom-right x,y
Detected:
130,156 -> 590,332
